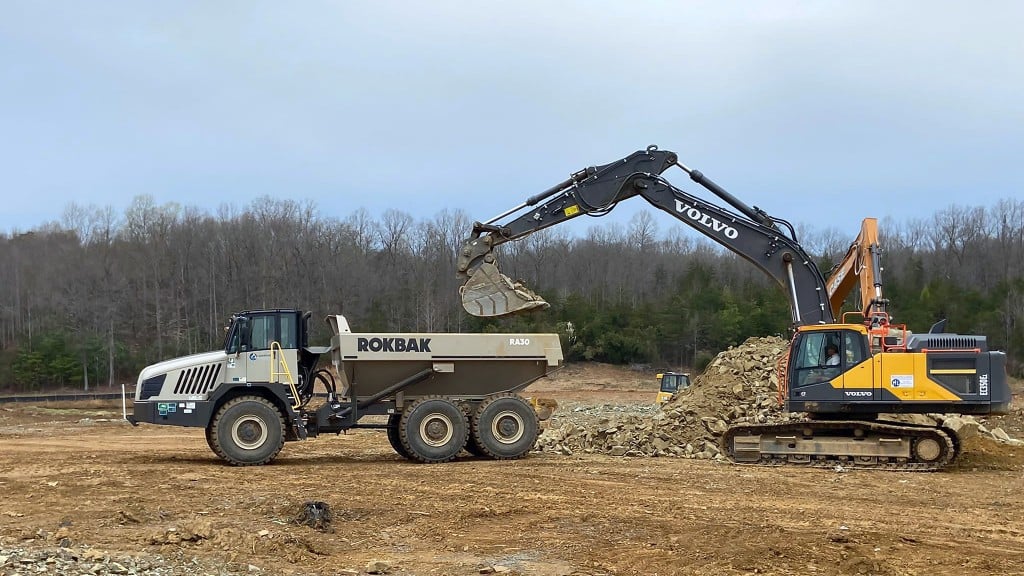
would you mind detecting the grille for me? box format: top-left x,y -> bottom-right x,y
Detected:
927,336 -> 978,350
172,364 -> 222,396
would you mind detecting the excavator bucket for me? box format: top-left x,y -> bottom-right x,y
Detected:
460,261 -> 549,317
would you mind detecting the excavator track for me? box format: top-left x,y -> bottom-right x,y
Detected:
723,420 -> 958,471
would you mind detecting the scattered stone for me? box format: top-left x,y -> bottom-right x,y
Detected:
828,531 -> 850,543
182,519 -> 214,540
941,416 -> 980,440
366,558 -> 392,574
881,414 -> 938,427
990,427 -> 1010,441
0,545 -> 254,575
117,510 -> 142,524
148,520 -> 214,545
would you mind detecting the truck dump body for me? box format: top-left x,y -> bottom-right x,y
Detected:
332,327 -> 562,402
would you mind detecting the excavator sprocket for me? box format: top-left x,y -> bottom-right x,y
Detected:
460,261 -> 549,317
723,420 -> 958,471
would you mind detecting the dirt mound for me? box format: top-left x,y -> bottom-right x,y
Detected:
952,435 -> 1022,471
536,336 -> 794,458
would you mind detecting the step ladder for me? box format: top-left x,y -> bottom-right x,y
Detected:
270,341 -> 301,409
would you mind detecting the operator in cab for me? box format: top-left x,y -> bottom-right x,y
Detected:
825,344 -> 840,366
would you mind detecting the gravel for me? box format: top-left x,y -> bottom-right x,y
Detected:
0,545 -> 258,576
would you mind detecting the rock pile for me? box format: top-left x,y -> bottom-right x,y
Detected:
0,545 -> 255,575
883,413 -> 1023,447
536,336 -> 797,459
535,336 -> 1022,459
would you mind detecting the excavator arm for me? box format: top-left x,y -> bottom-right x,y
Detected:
824,217 -> 888,320
457,146 -> 834,326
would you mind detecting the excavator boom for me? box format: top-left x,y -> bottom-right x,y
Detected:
457,146 -> 833,326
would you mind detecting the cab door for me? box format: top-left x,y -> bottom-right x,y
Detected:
839,330 -> 873,399
244,312 -> 301,386
245,314 -> 277,384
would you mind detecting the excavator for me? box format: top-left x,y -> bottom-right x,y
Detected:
455,146 -> 1012,470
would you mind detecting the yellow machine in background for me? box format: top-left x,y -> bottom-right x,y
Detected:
656,372 -> 691,404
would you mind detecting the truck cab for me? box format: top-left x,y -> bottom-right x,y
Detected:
222,309 -> 319,390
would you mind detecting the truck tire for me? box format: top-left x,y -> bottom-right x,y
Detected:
205,425 -> 217,453
465,434 -> 486,457
208,395 -> 286,466
399,397 -> 468,463
387,413 -> 412,459
460,402 -> 486,457
471,394 -> 539,460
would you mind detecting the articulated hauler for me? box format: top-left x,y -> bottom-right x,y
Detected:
128,311 -> 563,465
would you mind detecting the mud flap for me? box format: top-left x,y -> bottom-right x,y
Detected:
460,261 -> 550,317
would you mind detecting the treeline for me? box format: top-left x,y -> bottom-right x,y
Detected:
1,196 -> 1022,391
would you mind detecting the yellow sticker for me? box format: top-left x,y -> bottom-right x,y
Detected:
564,205 -> 580,217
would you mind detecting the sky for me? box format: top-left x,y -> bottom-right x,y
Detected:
1,1 -> 1022,240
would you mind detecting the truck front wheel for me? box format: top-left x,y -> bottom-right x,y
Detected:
208,395 -> 286,466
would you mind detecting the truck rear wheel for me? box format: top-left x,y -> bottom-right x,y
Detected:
387,413 -> 412,459
460,402 -> 485,457
472,394 -> 539,460
208,395 -> 285,466
399,397 -> 468,463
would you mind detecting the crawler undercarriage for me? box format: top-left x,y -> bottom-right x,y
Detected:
724,420 -> 958,471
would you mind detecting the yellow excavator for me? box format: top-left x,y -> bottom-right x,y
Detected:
656,372 -> 691,405
456,146 -> 1011,470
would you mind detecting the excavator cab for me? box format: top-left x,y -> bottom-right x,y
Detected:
788,327 -> 870,391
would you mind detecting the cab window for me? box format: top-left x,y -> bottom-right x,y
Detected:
249,315 -> 275,351
843,331 -> 868,366
793,331 -> 842,387
668,374 -> 690,392
225,321 -> 242,354
280,314 -> 297,349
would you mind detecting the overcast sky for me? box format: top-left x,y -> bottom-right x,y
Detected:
1,1 -> 1021,239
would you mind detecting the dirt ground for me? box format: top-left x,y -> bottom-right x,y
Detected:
1,364 -> 1022,576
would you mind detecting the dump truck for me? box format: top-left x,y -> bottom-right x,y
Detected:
128,309 -> 563,465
